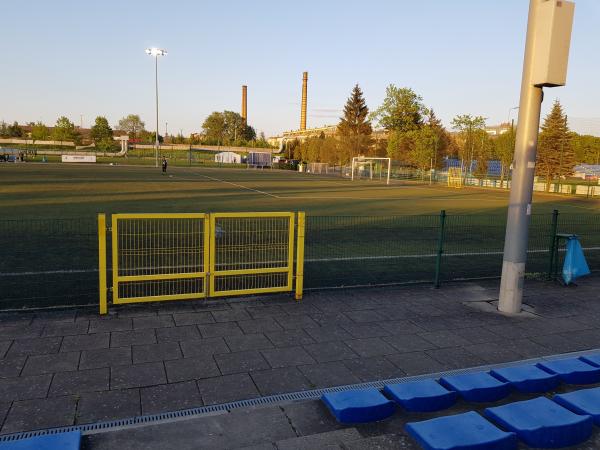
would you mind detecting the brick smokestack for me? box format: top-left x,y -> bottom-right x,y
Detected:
300,72 -> 308,130
241,85 -> 248,124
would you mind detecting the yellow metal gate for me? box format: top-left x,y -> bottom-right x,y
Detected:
99,212 -> 303,314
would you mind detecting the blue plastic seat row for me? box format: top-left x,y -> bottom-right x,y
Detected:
407,390 -> 600,450
0,430 -> 81,450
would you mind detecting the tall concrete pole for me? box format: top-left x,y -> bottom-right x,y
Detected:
154,56 -> 159,168
300,72 -> 308,131
499,0 -> 574,313
241,85 -> 248,125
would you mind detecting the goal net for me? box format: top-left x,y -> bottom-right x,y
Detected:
351,157 -> 391,185
307,162 -> 329,174
448,167 -> 463,188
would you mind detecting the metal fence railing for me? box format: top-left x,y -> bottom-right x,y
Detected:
0,211 -> 598,310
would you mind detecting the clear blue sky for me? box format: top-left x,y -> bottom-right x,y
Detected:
2,0 -> 599,137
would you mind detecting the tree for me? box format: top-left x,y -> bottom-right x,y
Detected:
91,116 -> 117,151
493,126 -> 516,187
425,110 -> 450,169
202,111 -> 256,145
31,122 -> 50,141
52,116 -> 78,143
202,112 -> 226,144
571,133 -> 600,165
370,85 -> 428,133
537,100 -> 575,191
338,84 -> 373,157
117,114 -> 145,139
7,121 -> 23,138
451,114 -> 487,174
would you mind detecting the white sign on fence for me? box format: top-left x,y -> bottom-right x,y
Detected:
61,155 -> 96,163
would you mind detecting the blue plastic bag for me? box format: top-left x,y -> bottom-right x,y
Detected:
563,237 -> 591,285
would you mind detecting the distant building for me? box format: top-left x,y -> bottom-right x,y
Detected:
485,123 -> 512,136
215,151 -> 241,164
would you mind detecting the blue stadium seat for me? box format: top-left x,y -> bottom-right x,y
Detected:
484,397 -> 593,448
537,358 -> 600,384
490,364 -> 560,393
439,372 -> 511,402
554,387 -> 600,425
579,353 -> 600,368
321,388 -> 395,424
383,380 -> 457,412
0,431 -> 81,450
406,411 -> 517,450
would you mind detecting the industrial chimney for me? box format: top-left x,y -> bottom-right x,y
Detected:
241,85 -> 248,124
300,72 -> 308,131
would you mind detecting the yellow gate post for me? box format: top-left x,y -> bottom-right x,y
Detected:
98,214 -> 108,315
295,212 -> 305,301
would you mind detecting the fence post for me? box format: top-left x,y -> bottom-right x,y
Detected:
98,214 -> 108,315
547,209 -> 559,280
295,212 -> 305,301
434,210 -> 446,289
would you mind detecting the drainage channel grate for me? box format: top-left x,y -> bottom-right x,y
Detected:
1,348 -> 598,442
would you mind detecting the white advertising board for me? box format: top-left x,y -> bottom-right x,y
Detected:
61,155 -> 96,163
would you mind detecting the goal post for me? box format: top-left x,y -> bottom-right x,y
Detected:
351,157 -> 391,185
448,167 -> 464,188
307,162 -> 329,174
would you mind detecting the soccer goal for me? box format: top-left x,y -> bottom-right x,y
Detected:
307,162 -> 329,174
351,157 -> 391,185
447,167 -> 464,188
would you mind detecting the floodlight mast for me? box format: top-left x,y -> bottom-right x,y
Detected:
145,48 -> 167,168
499,0 -> 574,314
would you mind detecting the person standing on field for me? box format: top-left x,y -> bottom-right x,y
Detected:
162,156 -> 168,174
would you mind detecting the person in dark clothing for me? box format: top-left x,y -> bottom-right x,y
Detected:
161,156 -> 168,174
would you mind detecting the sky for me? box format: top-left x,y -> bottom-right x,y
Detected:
2,0 -> 599,137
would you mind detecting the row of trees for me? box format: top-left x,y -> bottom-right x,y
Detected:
200,111 -> 271,148
288,84 -> 599,190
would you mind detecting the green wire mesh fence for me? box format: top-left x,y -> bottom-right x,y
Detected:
0,211 -> 598,309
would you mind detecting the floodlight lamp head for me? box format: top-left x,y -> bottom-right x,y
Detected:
145,48 -> 167,57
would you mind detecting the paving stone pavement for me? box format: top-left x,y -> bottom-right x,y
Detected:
0,275 -> 600,436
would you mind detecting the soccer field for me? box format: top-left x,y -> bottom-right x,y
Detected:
1,163 -> 599,310
1,162 -> 598,218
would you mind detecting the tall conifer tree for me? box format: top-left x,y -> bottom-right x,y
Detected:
338,84 -> 372,157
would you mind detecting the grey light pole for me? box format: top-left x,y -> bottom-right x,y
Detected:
499,0 -> 574,314
145,48 -> 167,168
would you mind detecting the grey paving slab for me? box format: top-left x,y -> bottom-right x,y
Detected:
309,313 -> 352,328
165,356 -> 220,382
61,333 -> 109,352
382,334 -> 437,353
274,314 -> 320,331
110,328 -> 157,347
344,434 -> 415,450
172,312 -> 215,326
281,400 -> 346,436
265,329 -> 315,348
425,347 -> 486,370
238,318 -> 284,334
197,373 -> 260,405
276,428 -> 361,450
303,341 -> 358,363
261,346 -> 315,368
344,310 -> 385,323
341,323 -> 391,339
7,336 -> 61,357
342,357 -> 404,382
156,325 -> 201,342
132,342 -> 182,364
385,352 -> 447,376
304,326 -> 353,343
344,338 -> 397,358
1,395 -> 77,434
22,351 -> 80,375
377,321 -> 425,336
451,326 -> 503,344
132,315 -> 175,330
110,362 -> 167,390
251,367 -> 312,396
77,389 -> 140,424
42,320 -> 89,337
0,357 -> 26,378
298,362 -> 361,389
141,381 -> 203,415
179,337 -> 230,358
49,368 -> 110,396
0,325 -> 42,340
246,305 -> 286,318
198,322 -> 244,338
225,333 -> 274,352
80,346 -> 132,370
215,351 -> 270,375
212,309 -> 252,323
0,374 -> 51,401
89,318 -> 132,334
0,341 -> 10,359
463,342 -> 526,364
530,333 -> 593,353
418,330 -> 472,348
